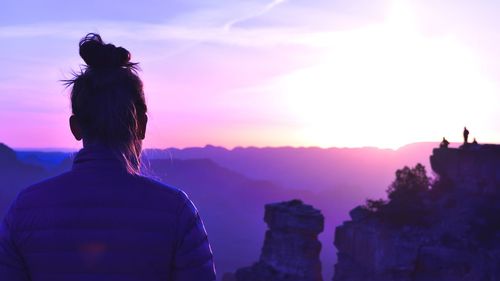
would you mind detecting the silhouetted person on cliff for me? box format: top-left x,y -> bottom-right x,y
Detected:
463,127 -> 470,144
472,138 -> 479,145
0,33 -> 216,281
440,137 -> 450,148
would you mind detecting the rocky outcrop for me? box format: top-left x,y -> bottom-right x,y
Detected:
235,199 -> 324,281
333,144 -> 500,281
430,145 -> 500,193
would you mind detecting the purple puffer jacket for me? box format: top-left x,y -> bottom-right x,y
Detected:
0,145 -> 216,281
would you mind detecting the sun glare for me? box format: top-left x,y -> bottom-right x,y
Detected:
270,0 -> 497,149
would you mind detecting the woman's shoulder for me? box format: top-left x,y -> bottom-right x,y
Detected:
13,172 -> 190,212
5,171 -> 74,211
17,171 -> 74,196
131,174 -> 190,202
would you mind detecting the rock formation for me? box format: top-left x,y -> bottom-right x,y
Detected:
235,199 -> 324,281
333,145 -> 500,281
430,144 -> 500,193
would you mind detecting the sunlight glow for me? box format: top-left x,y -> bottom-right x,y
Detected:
2,0 -> 499,149
267,0 -> 498,149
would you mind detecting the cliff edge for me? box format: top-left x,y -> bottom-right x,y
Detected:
430,145 -> 500,193
334,144 -> 500,281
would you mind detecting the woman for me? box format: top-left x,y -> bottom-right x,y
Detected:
0,33 -> 216,281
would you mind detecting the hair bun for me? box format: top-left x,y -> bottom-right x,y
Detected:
113,47 -> 131,67
79,33 -> 132,69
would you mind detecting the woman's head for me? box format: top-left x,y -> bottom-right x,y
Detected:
66,33 -> 147,174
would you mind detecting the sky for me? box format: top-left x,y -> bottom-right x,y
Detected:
1,0 -> 499,149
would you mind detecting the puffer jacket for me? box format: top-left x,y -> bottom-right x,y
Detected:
0,145 -> 216,281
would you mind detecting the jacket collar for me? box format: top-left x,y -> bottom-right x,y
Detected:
72,144 -> 128,173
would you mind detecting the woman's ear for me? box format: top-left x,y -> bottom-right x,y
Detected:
138,114 -> 148,140
69,115 -> 83,141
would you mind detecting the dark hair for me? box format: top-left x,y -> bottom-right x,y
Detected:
64,33 -> 147,175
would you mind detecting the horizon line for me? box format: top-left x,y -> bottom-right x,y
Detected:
7,141 -> 464,153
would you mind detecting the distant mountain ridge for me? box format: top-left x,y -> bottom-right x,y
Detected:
145,142 -> 441,196
16,142 -> 441,196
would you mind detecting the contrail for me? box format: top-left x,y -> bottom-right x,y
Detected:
224,0 -> 287,31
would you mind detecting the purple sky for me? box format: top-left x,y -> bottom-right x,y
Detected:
1,0 -> 499,149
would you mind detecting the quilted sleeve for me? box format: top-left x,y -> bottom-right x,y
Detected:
0,198 -> 30,281
171,191 -> 216,281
